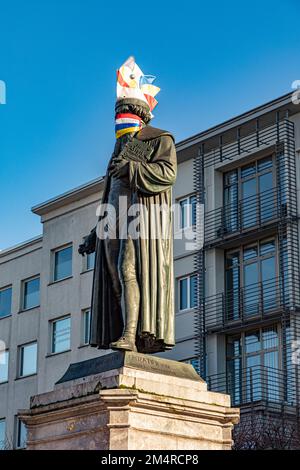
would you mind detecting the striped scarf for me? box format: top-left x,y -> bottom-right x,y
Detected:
115,113 -> 143,139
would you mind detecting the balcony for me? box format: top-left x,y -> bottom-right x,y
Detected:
207,365 -> 297,409
204,187 -> 285,249
203,118 -> 294,169
204,276 -> 289,333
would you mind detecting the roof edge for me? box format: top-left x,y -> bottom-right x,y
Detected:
176,91 -> 296,151
32,176 -> 105,216
0,235 -> 43,258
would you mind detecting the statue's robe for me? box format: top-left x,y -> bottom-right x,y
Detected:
90,126 -> 177,353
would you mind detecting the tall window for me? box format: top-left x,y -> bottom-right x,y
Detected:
178,274 -> 197,311
23,277 -> 40,310
86,252 -> 95,271
0,419 -> 6,450
53,246 -> 73,282
16,418 -> 27,449
223,155 -> 275,232
225,238 -> 277,320
0,350 -> 9,383
82,310 -> 91,345
227,325 -> 280,405
0,287 -> 12,319
51,317 -> 71,353
19,342 -> 37,377
179,195 -> 197,229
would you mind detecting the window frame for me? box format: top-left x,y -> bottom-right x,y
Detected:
178,194 -> 197,230
50,315 -> 71,354
82,309 -> 91,346
18,341 -> 38,378
86,252 -> 96,272
0,286 -> 12,319
15,417 -> 27,450
226,324 -> 282,404
0,349 -> 9,384
21,275 -> 40,311
223,154 -> 277,232
52,244 -> 73,283
178,274 -> 197,312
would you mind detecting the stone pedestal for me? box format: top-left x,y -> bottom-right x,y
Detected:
19,352 -> 239,450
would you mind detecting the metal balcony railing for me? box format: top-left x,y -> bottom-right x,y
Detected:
204,187 -> 286,248
204,276 -> 289,333
203,118 -> 294,168
207,365 -> 297,408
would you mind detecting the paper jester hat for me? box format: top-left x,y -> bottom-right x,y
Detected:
116,56 -> 160,112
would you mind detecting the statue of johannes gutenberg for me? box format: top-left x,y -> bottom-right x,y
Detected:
79,57 -> 177,354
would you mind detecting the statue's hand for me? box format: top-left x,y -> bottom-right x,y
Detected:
78,228 -> 96,256
109,157 -> 129,178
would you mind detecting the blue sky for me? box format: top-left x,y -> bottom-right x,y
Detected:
1,0 -> 300,249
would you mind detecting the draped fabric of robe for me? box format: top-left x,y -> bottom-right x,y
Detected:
90,126 -> 177,353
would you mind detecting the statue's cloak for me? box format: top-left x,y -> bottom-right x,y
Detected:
90,126 -> 177,353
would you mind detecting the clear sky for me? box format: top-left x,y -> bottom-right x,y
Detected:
1,0 -> 300,250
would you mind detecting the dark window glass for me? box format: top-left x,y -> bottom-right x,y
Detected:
242,178 -> 257,228
87,252 -> 95,271
241,163 -> 256,179
244,263 -> 259,315
83,310 -> 91,345
0,288 -> 12,318
52,317 -> 71,353
20,343 -> 37,377
245,330 -> 260,354
54,247 -> 72,281
17,419 -> 27,449
258,156 -> 273,172
260,240 -> 275,256
179,278 -> 188,310
0,351 -> 9,383
23,278 -> 40,310
180,199 -> 188,229
243,245 -> 258,261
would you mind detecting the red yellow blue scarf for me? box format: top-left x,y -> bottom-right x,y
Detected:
115,113 -> 143,139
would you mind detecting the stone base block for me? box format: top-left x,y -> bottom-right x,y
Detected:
19,352 -> 239,450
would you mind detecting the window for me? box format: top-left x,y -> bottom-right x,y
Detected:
53,246 -> 72,282
179,274 -> 197,311
0,287 -> 12,319
179,195 -> 197,229
223,155 -> 275,233
16,418 -> 27,449
51,317 -> 71,353
0,419 -> 6,450
23,277 -> 40,310
0,350 -> 9,383
86,252 -> 95,271
19,342 -> 37,377
82,310 -> 91,345
225,237 -> 278,320
227,325 -> 280,405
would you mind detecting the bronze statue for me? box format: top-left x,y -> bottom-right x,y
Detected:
79,57 -> 177,354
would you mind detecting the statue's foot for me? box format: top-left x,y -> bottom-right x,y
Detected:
110,336 -> 137,352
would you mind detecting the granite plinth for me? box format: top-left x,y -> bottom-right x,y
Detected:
19,352 -> 239,450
